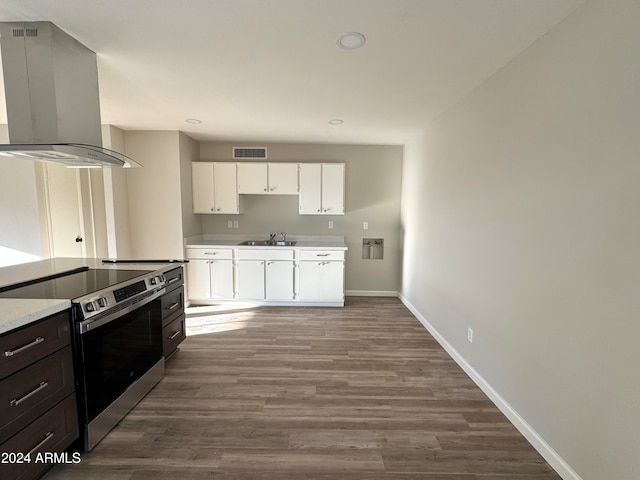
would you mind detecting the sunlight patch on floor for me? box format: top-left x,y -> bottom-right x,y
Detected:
185,307 -> 257,336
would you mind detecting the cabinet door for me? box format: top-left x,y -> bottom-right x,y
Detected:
237,163 -> 268,194
321,163 -> 345,215
298,261 -> 323,300
192,163 -> 215,214
298,163 -> 322,214
237,260 -> 265,300
268,163 -> 298,194
186,259 -> 211,299
320,261 -> 345,300
214,163 -> 239,213
265,261 -> 294,300
209,260 -> 235,299
298,261 -> 344,301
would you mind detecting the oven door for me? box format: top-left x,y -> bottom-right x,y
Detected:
75,294 -> 163,424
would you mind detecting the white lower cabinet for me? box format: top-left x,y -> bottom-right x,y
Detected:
298,261 -> 344,301
210,260 -> 235,299
186,246 -> 344,305
266,261 -> 295,300
237,260 -> 265,300
186,249 -> 235,300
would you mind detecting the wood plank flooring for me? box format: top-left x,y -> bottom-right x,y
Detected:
43,297 -> 561,479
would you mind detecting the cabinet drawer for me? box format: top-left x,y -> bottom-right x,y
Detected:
298,250 -> 345,261
0,311 -> 71,381
163,313 -> 185,360
161,286 -> 184,326
0,346 -> 75,445
164,266 -> 184,291
238,249 -> 294,260
186,248 -> 233,260
0,394 -> 78,480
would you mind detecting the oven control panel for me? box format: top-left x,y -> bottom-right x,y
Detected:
78,272 -> 167,321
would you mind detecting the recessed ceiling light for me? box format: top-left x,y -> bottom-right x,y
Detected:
336,32 -> 366,50
328,119 -> 344,125
185,118 -> 202,124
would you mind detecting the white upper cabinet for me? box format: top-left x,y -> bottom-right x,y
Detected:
192,162 -> 239,214
193,161 -> 343,215
237,163 -> 268,194
237,162 -> 298,194
214,163 -> 240,213
299,163 -> 345,215
267,163 -> 299,194
192,162 -> 216,214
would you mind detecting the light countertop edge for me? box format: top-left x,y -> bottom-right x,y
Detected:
0,299 -> 71,336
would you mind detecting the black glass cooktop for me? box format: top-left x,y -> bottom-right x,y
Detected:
0,269 -> 151,300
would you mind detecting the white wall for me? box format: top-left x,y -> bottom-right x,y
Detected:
199,142 -> 403,294
102,125 -> 132,258
124,130 -> 185,259
179,132 -> 201,239
0,125 -> 43,266
400,1 -> 640,479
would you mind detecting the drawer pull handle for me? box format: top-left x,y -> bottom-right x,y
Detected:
167,277 -> 179,284
27,431 -> 54,456
4,336 -> 45,357
316,254 -> 331,257
167,302 -> 180,311
204,252 -> 218,255
168,330 -> 182,340
10,381 -> 49,407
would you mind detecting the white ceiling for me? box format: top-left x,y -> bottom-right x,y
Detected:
0,0 -> 584,145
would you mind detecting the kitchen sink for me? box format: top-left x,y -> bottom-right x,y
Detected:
239,240 -> 297,246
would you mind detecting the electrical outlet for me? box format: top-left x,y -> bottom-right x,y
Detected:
328,221 -> 334,229
233,220 -> 239,228
467,328 -> 473,343
227,220 -> 233,228
363,221 -> 369,230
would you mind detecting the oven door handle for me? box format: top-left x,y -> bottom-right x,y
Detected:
77,287 -> 166,334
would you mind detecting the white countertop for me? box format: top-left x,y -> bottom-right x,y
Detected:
0,257 -> 183,336
185,234 -> 348,251
0,298 -> 71,336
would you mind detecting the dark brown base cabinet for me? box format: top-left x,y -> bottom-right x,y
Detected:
161,266 -> 186,359
0,311 -> 79,480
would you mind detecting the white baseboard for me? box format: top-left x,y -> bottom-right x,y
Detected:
398,294 -> 582,480
345,290 -> 398,297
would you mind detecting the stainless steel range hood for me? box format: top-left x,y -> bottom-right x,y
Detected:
0,21 -> 141,168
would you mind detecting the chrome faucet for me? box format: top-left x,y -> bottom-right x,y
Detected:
280,232 -> 286,241
269,233 -> 276,241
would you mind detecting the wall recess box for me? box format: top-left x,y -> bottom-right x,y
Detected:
362,238 -> 384,259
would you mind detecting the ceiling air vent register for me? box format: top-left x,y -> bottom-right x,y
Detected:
233,147 -> 267,160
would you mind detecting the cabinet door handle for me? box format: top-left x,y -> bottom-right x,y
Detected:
10,381 -> 49,407
27,432 -> 54,456
4,336 -> 45,357
166,302 -> 180,311
168,330 -> 182,340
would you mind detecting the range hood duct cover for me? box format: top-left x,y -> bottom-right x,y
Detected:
0,21 -> 140,168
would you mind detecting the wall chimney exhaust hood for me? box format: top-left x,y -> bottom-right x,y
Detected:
0,21 -> 141,168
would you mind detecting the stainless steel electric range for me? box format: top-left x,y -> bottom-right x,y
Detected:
0,264 -> 178,450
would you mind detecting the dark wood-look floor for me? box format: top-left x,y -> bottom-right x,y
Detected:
44,297 -> 561,479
